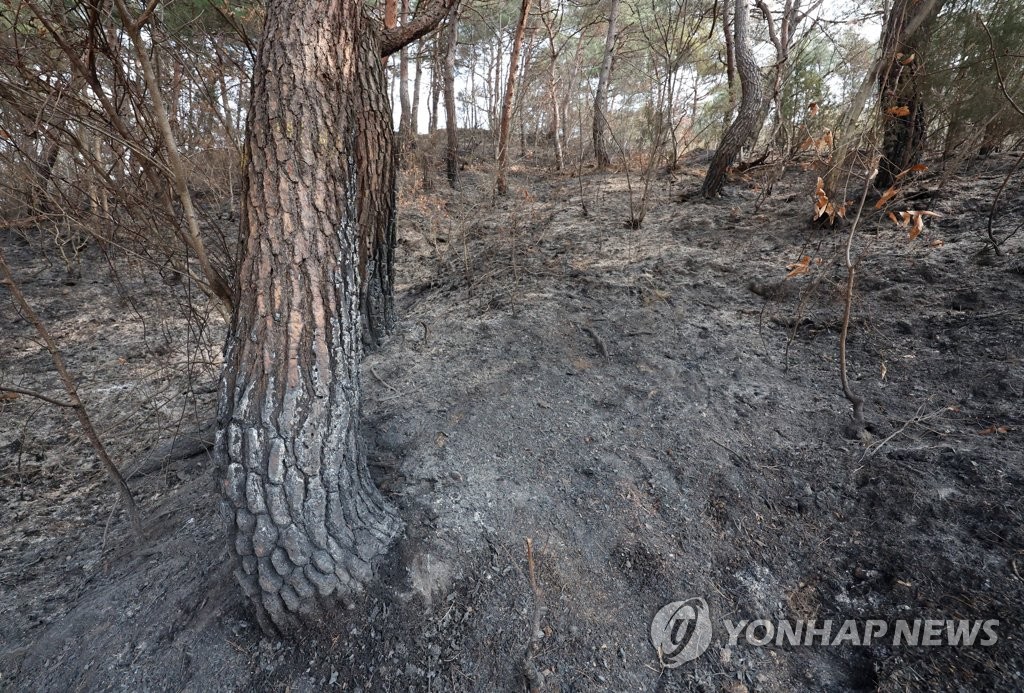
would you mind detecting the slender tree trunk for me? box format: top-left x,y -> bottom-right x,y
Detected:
412,43 -> 424,136
429,50 -> 441,133
398,0 -> 413,161
443,4 -> 460,186
874,0 -> 944,189
218,0 -> 404,634
592,0 -> 620,168
496,0 -> 533,195
540,1 -> 564,171
701,0 -> 765,198
112,0 -> 233,313
723,0 -> 737,124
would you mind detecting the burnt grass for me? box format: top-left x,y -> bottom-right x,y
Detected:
1,151 -> 1023,691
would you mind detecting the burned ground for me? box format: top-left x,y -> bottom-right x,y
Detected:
1,154 -> 1022,691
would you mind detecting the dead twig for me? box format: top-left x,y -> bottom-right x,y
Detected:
523,537 -> 547,692
577,323 -> 609,358
858,402 -> 951,463
369,365 -> 402,394
0,385 -> 76,408
838,171 -> 874,437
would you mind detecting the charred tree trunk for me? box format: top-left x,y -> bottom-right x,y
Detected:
875,0 -> 943,190
356,46 -> 399,347
218,0 -> 403,633
592,0 -> 620,169
824,0 -> 941,199
443,4 -> 460,186
496,0 -> 533,195
701,0 -> 765,198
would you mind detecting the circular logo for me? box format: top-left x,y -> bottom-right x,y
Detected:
650,598 -> 713,667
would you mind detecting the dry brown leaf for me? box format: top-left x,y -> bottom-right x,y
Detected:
909,215 -> 924,240
979,425 -> 1010,435
785,255 -> 812,278
888,210 -> 941,239
875,186 -> 899,209
0,391 -> 19,401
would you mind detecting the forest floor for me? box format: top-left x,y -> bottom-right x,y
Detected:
1,148 -> 1023,692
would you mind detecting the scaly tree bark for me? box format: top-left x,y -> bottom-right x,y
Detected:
701,0 -> 765,198
592,0 -> 621,169
874,0 -> 944,190
218,0 -> 451,634
496,0 -> 534,195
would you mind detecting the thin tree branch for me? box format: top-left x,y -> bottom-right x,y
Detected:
381,0 -> 458,57
0,385 -> 77,408
0,248 -> 144,539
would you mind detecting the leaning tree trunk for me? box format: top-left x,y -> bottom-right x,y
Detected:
874,0 -> 943,190
592,0 -> 620,169
218,0 -> 402,633
496,0 -> 533,195
701,0 -> 765,198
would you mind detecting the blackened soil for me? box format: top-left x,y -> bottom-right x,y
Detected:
2,154 -> 1022,691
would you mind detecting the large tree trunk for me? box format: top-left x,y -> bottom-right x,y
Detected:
496,0 -> 533,195
443,4 -> 460,187
874,0 -> 943,190
592,0 -> 620,169
218,0 -> 402,633
701,0 -> 765,198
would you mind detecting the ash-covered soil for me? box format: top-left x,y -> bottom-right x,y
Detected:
1,154 -> 1022,691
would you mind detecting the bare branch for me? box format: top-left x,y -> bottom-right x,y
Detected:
0,385 -> 76,408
